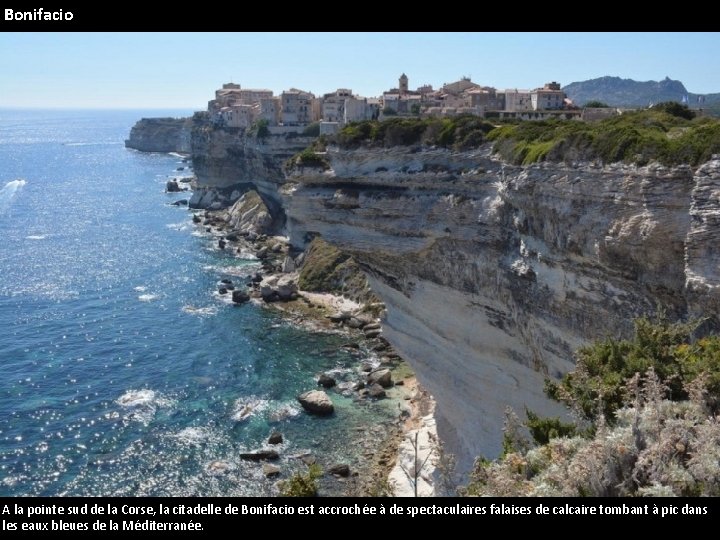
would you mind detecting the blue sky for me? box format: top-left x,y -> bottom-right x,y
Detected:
1,32 -> 718,109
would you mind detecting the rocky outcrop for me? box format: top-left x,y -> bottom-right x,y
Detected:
125,117 -> 192,153
225,190 -> 273,235
179,119 -> 720,474
190,112 -> 315,224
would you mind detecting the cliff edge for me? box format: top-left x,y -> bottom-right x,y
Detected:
125,117 -> 192,153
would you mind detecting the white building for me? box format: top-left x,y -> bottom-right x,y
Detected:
502,89 -> 533,112
531,82 -> 565,111
344,96 -> 380,123
220,104 -> 255,128
322,89 -> 353,123
281,88 -> 315,125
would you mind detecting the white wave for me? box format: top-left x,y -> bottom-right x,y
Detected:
26,235 -> 46,240
133,286 -> 147,292
116,389 -> 157,408
181,305 -> 218,317
0,179 -> 27,214
267,402 -> 301,423
138,294 -> 158,302
172,427 -> 215,446
166,222 -> 188,231
231,397 -> 269,422
205,460 -> 233,476
168,152 -> 186,158
116,389 -> 174,425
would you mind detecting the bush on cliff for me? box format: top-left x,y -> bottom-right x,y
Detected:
463,317 -> 720,497
332,115 -> 495,151
545,316 -> 720,422
489,109 -> 720,166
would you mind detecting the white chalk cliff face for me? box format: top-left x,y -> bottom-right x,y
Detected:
192,127 -> 720,473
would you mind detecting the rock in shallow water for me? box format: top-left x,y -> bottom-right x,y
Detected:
268,432 -> 283,445
166,180 -> 182,192
367,368 -> 393,388
297,390 -> 334,416
317,373 -> 336,388
231,289 -> 250,304
328,464 -> 350,477
367,383 -> 386,399
263,463 -> 281,478
239,449 -> 279,461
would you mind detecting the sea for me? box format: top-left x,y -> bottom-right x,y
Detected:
0,109 -> 397,496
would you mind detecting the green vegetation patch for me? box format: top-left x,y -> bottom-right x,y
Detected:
332,115 -> 496,151
463,316 -> 720,497
298,237 -> 369,302
490,104 -> 720,166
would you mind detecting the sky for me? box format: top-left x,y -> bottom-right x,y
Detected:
1,32 -> 718,109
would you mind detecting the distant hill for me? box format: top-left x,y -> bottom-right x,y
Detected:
563,76 -> 720,113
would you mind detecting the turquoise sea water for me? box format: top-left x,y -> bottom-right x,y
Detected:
0,109 -> 395,496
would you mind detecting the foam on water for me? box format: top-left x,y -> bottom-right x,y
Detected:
0,179 -> 27,214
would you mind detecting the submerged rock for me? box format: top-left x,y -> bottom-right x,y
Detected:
231,289 -> 250,304
317,373 -> 336,388
263,463 -> 281,478
367,383 -> 386,399
268,432 -> 283,445
328,464 -> 350,477
297,390 -> 334,416
239,449 -> 279,461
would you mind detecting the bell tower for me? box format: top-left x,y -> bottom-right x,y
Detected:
399,73 -> 408,95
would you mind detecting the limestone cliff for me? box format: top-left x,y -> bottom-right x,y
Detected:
190,112 -> 314,224
125,117 -> 192,153
186,125 -> 720,473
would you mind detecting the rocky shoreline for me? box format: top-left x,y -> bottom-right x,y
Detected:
171,166 -> 437,496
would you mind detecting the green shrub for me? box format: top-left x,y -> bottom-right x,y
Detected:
544,316 -> 720,422
279,464 -> 322,497
652,101 -> 696,120
584,101 -> 611,108
524,409 -> 576,445
463,315 -> 720,497
302,122 -> 320,137
331,115 -> 495,151
293,147 -> 328,169
490,110 -> 720,166
249,119 -> 270,139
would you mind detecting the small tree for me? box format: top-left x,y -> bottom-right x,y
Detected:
584,100 -> 610,108
651,101 -> 696,120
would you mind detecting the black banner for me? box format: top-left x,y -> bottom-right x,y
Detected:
0,497 -> 715,533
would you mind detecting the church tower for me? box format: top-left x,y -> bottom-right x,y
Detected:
399,73 -> 408,95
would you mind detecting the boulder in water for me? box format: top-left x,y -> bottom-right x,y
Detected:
231,290 -> 250,304
166,180 -> 182,192
297,390 -> 334,416
317,373 -> 336,388
239,449 -> 279,461
328,464 -> 350,477
268,432 -> 283,445
367,368 -> 392,388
